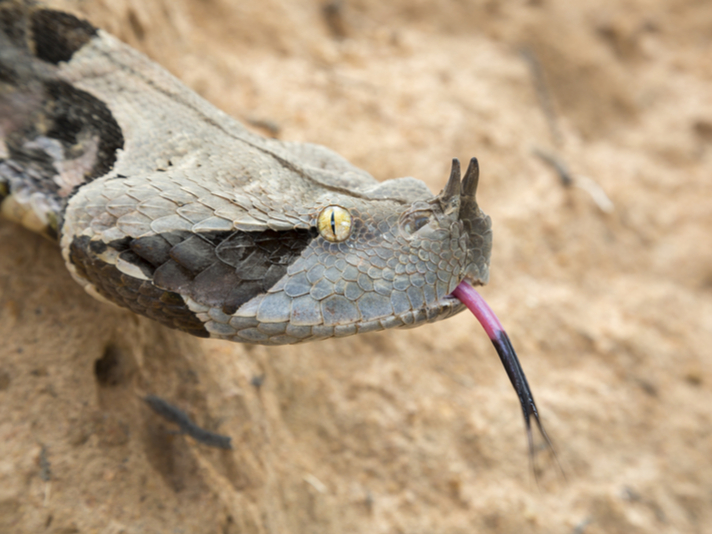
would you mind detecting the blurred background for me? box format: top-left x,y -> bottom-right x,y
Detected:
1,0 -> 711,532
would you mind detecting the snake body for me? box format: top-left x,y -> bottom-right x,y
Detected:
0,1 -> 493,345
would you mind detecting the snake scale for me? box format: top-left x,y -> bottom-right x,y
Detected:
1,0 -> 560,464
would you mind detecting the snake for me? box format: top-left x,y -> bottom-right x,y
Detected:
0,0 -> 556,460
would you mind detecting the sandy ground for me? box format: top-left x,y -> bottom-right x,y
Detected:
1,0 -> 712,532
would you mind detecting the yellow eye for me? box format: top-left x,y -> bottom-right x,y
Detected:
317,206 -> 352,242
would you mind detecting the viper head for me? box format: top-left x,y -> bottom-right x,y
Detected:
255,156 -> 495,341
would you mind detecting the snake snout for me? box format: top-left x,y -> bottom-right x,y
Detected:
437,157 -> 493,289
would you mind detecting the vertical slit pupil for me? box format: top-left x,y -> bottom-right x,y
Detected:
330,210 -> 336,235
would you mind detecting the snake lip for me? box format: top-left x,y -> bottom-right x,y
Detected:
432,294 -> 465,315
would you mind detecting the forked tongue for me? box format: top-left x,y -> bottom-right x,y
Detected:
452,280 -> 560,480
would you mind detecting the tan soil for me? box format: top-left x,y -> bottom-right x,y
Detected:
1,0 -> 711,532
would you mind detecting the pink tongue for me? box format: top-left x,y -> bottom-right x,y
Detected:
452,280 -> 505,339
452,280 -> 555,461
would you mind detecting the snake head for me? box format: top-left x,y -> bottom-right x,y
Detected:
280,155 -> 492,337
199,156 -> 496,343
2,2 -> 496,344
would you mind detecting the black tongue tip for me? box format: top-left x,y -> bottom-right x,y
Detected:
451,281 -> 563,484
490,329 -> 563,484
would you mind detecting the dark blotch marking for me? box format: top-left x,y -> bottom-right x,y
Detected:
130,228 -> 317,315
0,2 -> 28,48
69,235 -> 209,337
0,79 -> 124,230
143,395 -> 232,450
43,80 -> 124,179
70,227 -> 316,335
30,9 -> 97,65
0,6 -> 123,237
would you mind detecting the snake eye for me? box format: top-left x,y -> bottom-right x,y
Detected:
317,205 -> 352,242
